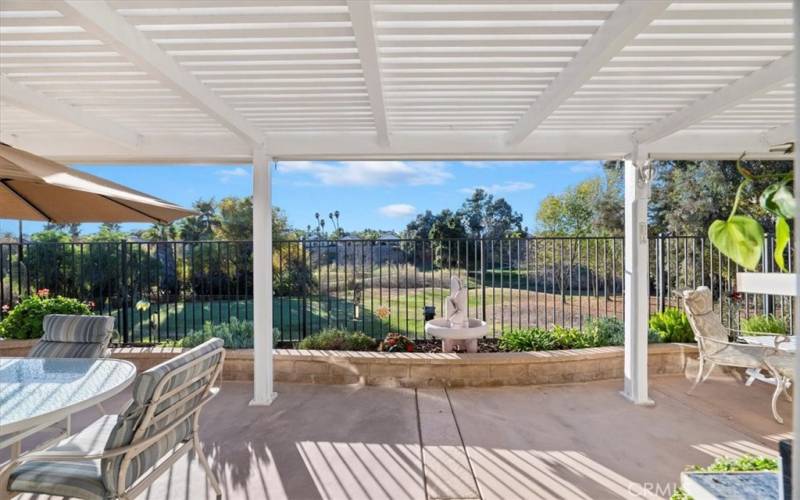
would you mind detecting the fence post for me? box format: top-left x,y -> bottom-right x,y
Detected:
763,236 -> 772,316
481,239 -> 487,321
656,234 -> 664,312
120,241 -> 129,344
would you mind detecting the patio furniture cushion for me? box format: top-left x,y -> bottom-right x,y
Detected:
7,416 -> 119,500
41,314 -> 115,343
101,338 -> 224,494
29,340 -> 109,359
29,315 -> 114,359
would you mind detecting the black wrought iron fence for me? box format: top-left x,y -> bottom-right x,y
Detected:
0,235 -> 791,344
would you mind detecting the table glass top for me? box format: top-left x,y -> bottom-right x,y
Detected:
741,335 -> 796,352
0,357 -> 136,431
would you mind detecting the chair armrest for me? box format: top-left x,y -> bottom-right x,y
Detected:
733,329 -> 790,338
698,335 -> 780,357
732,330 -> 792,348
14,390 -> 219,465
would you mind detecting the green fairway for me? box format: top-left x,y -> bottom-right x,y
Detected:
114,288 -> 476,343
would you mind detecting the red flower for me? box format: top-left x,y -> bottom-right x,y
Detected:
387,338 -> 397,346
405,343 -> 415,352
36,288 -> 50,298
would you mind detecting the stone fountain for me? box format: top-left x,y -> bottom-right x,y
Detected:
424,277 -> 488,353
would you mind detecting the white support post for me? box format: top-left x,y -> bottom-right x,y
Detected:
792,0 -> 799,491
622,159 -> 654,406
250,145 -> 276,406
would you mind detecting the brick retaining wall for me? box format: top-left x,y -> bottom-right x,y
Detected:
0,339 -> 696,388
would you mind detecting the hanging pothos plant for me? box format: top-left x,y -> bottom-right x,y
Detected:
708,153 -> 795,272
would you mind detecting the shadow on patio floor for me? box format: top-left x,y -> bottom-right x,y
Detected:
13,371 -> 792,500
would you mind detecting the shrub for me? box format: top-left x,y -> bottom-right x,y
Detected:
649,308 -> 694,343
499,328 -> 555,351
583,317 -> 625,346
740,314 -> 788,335
298,329 -> 377,351
0,292 -> 92,339
550,325 -> 598,349
160,318 -> 279,349
379,333 -> 415,352
688,454 -> 778,473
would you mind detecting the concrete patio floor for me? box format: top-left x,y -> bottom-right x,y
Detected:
18,371 -> 793,500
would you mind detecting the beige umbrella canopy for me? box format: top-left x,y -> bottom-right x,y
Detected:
0,143 -> 196,223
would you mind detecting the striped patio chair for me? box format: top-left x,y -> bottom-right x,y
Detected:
29,314 -> 115,359
3,338 -> 226,500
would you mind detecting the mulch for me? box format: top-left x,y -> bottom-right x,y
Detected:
411,337 -> 502,353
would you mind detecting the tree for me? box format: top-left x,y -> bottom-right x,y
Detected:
178,198 -> 218,240
458,189 -> 524,238
355,228 -> 382,240
648,160 -> 791,236
43,223 -> 81,242
403,210 -> 438,240
140,223 -> 177,242
428,209 -> 468,267
534,165 -> 625,237
215,197 -> 253,240
535,179 -> 601,236
595,162 -> 624,235
84,224 -> 127,242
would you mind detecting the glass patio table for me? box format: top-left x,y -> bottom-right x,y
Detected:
0,357 -> 136,461
741,335 -> 796,352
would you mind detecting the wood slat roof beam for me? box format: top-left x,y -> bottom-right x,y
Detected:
633,53 -> 793,144
347,0 -> 389,147
0,75 -> 142,149
505,0 -> 670,146
58,0 -> 264,147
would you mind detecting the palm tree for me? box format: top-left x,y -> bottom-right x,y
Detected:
178,198 -> 218,241
142,223 -> 178,294
329,210 -> 341,231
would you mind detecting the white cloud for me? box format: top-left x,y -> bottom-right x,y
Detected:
459,181 -> 535,195
379,204 -> 417,218
461,161 -> 493,169
568,161 -> 602,174
278,160 -> 451,187
215,167 -> 249,183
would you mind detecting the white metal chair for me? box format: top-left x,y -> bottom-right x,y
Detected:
679,286 -> 783,394
2,337 -> 225,500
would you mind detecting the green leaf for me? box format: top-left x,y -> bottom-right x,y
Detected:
760,182 -> 796,220
774,216 -> 790,272
708,215 -> 764,270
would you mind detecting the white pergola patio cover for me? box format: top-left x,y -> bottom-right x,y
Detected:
1,0 -> 798,479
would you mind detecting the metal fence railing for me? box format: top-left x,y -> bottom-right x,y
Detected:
0,236 -> 792,344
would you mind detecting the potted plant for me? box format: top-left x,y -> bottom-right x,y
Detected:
708,153 -> 796,295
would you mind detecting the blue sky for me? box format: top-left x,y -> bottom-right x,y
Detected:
1,160 -> 604,236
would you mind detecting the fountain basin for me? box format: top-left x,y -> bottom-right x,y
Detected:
425,318 -> 488,339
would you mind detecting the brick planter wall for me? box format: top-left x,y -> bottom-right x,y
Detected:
0,341 -> 697,388
0,339 -> 37,357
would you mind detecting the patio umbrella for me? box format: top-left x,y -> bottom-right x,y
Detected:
0,143 -> 196,223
